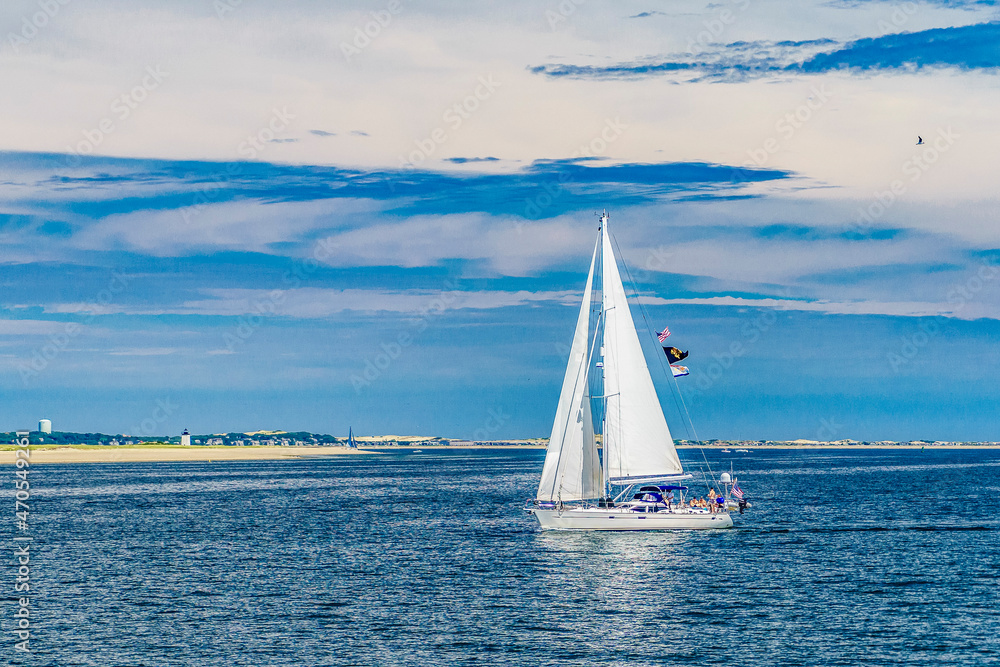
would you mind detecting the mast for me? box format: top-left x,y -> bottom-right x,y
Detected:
599,212 -> 610,499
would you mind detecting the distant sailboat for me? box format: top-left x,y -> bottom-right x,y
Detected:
527,212 -> 734,530
347,428 -> 358,449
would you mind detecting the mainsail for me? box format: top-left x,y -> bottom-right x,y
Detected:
536,237 -> 602,501
600,219 -> 683,484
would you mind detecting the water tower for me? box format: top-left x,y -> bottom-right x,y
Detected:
38,419 -> 52,434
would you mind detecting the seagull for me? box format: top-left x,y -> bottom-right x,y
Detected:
916,136 -> 924,145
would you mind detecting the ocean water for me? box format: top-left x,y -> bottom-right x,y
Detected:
10,448 -> 1000,666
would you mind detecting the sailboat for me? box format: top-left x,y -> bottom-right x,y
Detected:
347,428 -> 358,449
527,212 -> 733,530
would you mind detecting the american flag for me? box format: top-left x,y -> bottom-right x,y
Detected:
731,481 -> 744,500
657,326 -> 670,342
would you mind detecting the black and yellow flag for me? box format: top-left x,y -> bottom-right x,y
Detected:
663,347 -> 689,363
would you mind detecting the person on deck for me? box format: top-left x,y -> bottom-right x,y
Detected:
708,489 -> 717,512
665,489 -> 674,510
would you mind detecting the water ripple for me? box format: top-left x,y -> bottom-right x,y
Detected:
19,448 -> 1000,666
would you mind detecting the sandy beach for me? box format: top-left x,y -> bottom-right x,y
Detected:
0,445 -> 374,465
3,442 -> 997,465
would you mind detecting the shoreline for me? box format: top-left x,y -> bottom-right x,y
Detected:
675,444 -> 1000,450
0,445 -> 374,465
2,442 -> 998,465
368,443 -> 1000,450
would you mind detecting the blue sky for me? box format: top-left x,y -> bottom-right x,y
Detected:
1,0 -> 999,440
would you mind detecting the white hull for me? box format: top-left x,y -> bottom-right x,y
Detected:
533,507 -> 734,530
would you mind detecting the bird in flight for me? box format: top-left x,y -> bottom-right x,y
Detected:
916,136 -> 924,145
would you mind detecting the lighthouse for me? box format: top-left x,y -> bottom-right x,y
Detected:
181,429 -> 191,446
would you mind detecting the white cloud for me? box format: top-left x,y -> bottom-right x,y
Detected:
107,347 -> 178,356
0,319 -> 72,335
0,1 -> 997,202
68,197 -> 380,256
43,286 -> 582,317
645,295 -> 1000,321
315,212 -> 596,275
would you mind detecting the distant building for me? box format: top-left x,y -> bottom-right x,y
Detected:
38,419 -> 52,434
181,429 -> 191,446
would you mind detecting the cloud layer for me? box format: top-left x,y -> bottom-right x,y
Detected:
531,22 -> 1000,81
1,1 -> 999,439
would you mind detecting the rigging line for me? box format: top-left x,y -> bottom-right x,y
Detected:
548,329 -> 588,501
595,220 -> 609,497
675,376 -> 718,493
584,300 -> 606,492
609,226 -> 719,491
605,298 -> 619,486
602,225 -> 621,492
